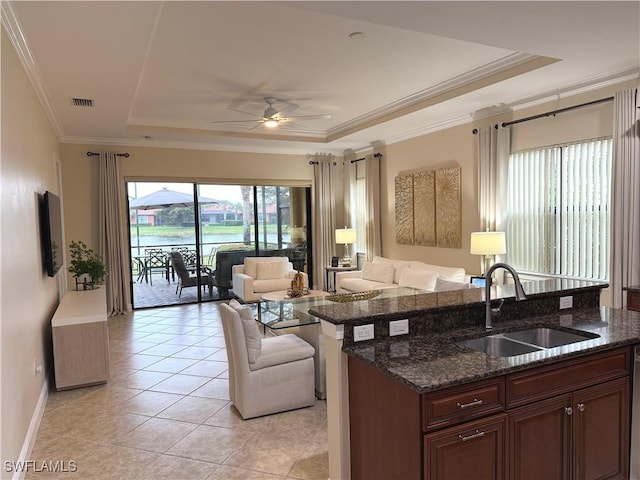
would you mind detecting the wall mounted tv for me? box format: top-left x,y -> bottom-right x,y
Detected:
41,191 -> 64,277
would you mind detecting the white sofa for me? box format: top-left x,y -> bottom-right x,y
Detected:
335,256 -> 468,293
232,256 -> 309,303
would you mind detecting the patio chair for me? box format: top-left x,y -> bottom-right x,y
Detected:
170,251 -> 214,297
143,248 -> 169,285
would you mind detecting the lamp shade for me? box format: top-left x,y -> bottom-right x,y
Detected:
470,231 -> 506,255
335,228 -> 356,245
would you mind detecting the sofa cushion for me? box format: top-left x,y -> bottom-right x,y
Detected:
362,262 -> 394,284
229,299 -> 262,363
435,266 -> 466,283
373,256 -> 411,284
253,278 -> 293,293
256,261 -> 284,280
340,278 -> 397,293
434,277 -> 472,292
398,267 -> 439,291
244,257 -> 286,279
250,334 -> 315,371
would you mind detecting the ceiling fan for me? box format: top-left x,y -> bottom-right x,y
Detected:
212,96 -> 331,130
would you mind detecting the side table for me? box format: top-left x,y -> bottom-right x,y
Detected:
325,265 -> 357,292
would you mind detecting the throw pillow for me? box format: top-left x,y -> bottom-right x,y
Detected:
228,299 -> 262,363
398,267 -> 439,291
361,262 -> 394,284
256,261 -> 284,280
434,277 -> 472,292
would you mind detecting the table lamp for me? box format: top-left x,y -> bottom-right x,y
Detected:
470,231 -> 506,275
335,227 -> 356,266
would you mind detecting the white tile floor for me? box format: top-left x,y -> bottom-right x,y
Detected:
28,301 -> 328,479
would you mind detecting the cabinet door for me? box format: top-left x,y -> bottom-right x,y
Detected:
509,393 -> 573,480
573,377 -> 630,480
424,414 -> 506,480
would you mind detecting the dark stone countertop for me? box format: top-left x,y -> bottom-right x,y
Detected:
342,306 -> 640,394
624,285 -> 640,294
309,278 -> 606,325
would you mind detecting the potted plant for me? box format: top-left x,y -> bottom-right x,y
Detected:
68,240 -> 107,290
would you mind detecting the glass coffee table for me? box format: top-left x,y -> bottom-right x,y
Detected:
249,293 -> 331,399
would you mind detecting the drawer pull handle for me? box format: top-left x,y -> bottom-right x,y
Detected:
457,398 -> 483,409
459,430 -> 485,442
577,403 -> 586,412
564,406 -> 573,415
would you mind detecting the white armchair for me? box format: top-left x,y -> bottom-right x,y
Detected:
220,301 -> 315,419
232,256 -> 308,303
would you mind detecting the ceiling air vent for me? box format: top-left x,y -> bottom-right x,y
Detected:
71,98 -> 94,107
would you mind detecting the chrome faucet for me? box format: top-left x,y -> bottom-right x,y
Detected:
485,263 -> 527,330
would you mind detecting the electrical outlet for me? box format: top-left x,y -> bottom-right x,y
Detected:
353,324 -> 374,342
559,296 -> 573,309
389,319 -> 409,336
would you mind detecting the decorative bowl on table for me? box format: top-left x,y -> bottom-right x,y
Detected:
326,290 -> 382,303
287,287 -> 310,298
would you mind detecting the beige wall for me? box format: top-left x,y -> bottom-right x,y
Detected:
378,79 -> 637,278
1,28 -> 61,464
59,143 -> 323,289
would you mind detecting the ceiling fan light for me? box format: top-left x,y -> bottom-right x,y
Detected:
263,118 -> 279,128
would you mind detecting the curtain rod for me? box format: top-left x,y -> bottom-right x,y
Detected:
350,152 -> 383,163
87,151 -> 130,158
308,161 -> 337,165
501,97 -> 613,128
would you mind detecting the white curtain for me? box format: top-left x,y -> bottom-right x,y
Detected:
310,153 -> 337,290
611,88 -> 640,307
364,153 -> 382,260
477,124 -> 511,272
98,152 -> 131,315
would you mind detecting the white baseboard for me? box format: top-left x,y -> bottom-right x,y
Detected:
11,375 -> 49,480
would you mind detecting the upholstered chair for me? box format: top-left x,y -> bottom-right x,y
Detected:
219,301 -> 316,419
232,256 -> 308,303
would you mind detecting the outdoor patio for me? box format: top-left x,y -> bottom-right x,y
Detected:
132,276 -> 230,309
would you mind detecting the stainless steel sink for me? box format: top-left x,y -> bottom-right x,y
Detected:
503,327 -> 597,348
462,336 -> 542,357
461,327 -> 599,357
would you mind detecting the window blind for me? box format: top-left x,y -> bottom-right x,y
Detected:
507,138 -> 612,280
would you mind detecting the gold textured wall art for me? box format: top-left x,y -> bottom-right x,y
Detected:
394,165 -> 461,249
435,166 -> 461,248
413,171 -> 436,246
394,174 -> 414,245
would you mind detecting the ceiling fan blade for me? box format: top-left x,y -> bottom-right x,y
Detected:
227,106 -> 260,117
228,81 -> 269,108
211,119 -> 261,124
277,103 -> 299,117
286,114 -> 332,120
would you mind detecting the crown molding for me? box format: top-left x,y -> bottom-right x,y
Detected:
60,135 -> 344,157
506,67 -> 640,113
326,52 -> 557,141
1,1 -> 64,140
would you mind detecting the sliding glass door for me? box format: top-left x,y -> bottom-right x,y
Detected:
128,181 -> 309,309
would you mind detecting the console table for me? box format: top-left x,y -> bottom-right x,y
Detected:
52,288 -> 110,390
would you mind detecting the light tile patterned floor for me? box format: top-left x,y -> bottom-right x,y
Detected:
27,301 -> 328,480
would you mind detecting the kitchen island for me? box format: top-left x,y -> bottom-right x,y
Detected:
309,280 -> 640,479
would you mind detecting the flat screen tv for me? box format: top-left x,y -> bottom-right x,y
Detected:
41,191 -> 64,277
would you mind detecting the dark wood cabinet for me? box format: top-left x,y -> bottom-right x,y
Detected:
348,347 -> 632,480
424,414 -> 506,480
627,290 -> 640,312
573,378 -> 630,480
509,394 -> 573,479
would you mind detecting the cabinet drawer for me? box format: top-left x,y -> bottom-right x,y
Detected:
627,291 -> 640,312
424,413 -> 507,480
423,377 -> 505,431
507,347 -> 630,408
